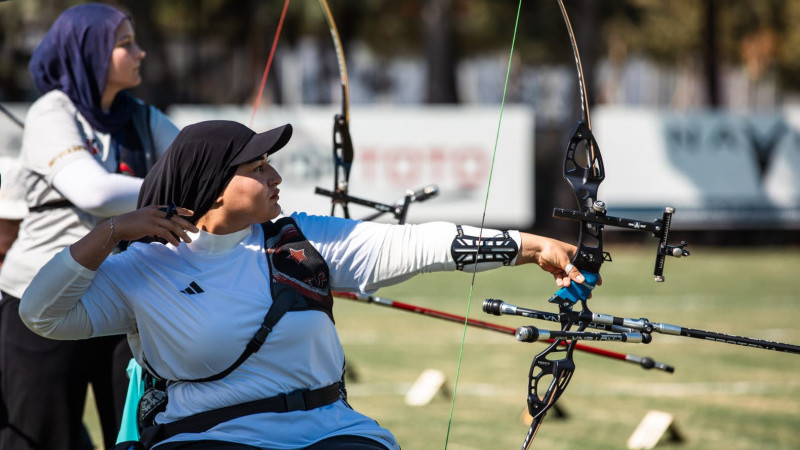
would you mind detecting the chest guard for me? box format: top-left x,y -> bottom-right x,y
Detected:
262,217 -> 335,323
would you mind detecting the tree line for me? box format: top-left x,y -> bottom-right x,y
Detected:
0,0 -> 795,109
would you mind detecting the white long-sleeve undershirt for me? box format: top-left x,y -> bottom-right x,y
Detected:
20,220 -> 520,341
19,247 -> 95,339
364,222 -> 520,291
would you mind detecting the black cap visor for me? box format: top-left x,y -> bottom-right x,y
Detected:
229,124 -> 293,167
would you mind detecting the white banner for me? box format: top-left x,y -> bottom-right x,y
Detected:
593,106 -> 800,228
0,103 -> 27,159
0,104 -> 29,219
168,105 -> 535,228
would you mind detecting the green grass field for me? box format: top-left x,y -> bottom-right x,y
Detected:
86,245 -> 800,449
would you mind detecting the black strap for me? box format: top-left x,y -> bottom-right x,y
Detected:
140,382 -> 342,447
141,221 -> 306,383
189,293 -> 299,383
142,293 -> 299,384
137,217 -> 341,446
28,199 -> 75,213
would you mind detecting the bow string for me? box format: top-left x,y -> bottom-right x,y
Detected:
444,0 -> 525,447
249,0 -> 291,129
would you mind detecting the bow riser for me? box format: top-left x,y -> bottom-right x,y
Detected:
563,121 -> 607,274
330,112 -> 354,217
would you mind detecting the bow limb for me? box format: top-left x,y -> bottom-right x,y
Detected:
318,0 -> 350,125
317,0 -> 354,217
557,0 -> 591,127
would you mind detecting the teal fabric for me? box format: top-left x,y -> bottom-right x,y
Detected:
116,358 -> 144,443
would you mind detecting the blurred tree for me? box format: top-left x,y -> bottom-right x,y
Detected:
423,0 -> 459,103
778,1 -> 800,91
1,0 -> 799,109
595,0 -> 788,108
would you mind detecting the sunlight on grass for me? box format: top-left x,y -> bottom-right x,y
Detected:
338,246 -> 800,449
83,246 -> 800,449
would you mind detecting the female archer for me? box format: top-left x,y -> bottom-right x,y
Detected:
20,119 -> 586,449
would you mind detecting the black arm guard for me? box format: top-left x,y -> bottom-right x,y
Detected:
450,225 -> 519,271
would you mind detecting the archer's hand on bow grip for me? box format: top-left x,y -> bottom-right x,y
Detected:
552,271 -> 600,303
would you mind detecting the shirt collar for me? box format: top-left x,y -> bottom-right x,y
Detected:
184,225 -> 252,255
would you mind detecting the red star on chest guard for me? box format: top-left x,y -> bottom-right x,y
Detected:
288,247 -> 306,263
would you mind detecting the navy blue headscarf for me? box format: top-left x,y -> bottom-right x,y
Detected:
29,3 -> 135,133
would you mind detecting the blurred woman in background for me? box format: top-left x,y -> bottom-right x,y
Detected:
0,4 -> 179,449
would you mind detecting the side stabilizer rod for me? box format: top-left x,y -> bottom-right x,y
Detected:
515,325 -> 643,343
335,291 -> 674,372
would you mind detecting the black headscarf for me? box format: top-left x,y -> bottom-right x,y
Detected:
138,120 -> 292,225
29,3 -> 135,133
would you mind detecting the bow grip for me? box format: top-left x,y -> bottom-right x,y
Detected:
552,271 -> 599,303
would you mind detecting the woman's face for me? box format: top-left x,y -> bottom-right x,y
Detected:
105,19 -> 145,96
217,155 -> 283,228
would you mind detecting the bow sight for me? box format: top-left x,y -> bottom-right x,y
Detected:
553,201 -> 690,282
555,120 -> 690,283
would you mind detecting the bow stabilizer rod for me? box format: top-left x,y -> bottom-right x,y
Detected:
334,291 -> 674,372
316,184 -> 439,224
484,298 -> 652,339
515,325 -> 643,343
487,299 -> 800,355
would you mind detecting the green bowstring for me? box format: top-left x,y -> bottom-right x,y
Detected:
443,0 -> 524,447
